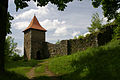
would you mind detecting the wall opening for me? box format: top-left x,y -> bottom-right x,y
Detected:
37,50 -> 43,60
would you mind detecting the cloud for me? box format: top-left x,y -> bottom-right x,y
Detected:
72,31 -> 81,37
40,19 -> 66,30
83,32 -> 90,37
14,5 -> 49,20
17,46 -> 24,56
13,21 -> 29,30
54,27 -> 68,36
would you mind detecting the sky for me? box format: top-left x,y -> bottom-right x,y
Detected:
8,0 -> 104,56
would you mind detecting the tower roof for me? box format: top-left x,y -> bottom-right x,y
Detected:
23,15 -> 47,32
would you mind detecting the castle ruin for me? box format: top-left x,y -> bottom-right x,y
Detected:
23,16 -> 113,60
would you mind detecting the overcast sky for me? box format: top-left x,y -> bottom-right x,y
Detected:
8,0 -> 104,55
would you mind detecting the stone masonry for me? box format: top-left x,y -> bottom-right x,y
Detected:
23,16 -> 114,60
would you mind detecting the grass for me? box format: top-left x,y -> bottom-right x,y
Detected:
0,71 -> 29,80
2,40 -> 120,80
48,40 -> 120,80
35,63 -> 46,76
5,59 -> 41,77
7,67 -> 32,76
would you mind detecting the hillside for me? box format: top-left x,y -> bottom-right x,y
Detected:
48,40 -> 120,80
1,40 -> 120,80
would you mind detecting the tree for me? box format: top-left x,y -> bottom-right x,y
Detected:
0,0 -> 9,73
92,0 -> 120,21
5,36 -> 21,61
88,13 -> 103,33
0,0 -> 120,73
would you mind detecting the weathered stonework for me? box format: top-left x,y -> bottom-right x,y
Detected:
24,30 -> 31,60
24,16 -> 115,60
47,33 -> 98,57
24,29 -> 49,60
47,40 -> 69,57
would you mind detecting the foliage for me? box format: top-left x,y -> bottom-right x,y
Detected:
14,0 -> 120,21
78,35 -> 84,39
48,40 -> 120,80
112,13 -> 120,40
4,36 -> 22,61
113,26 -> 120,40
14,0 -> 77,11
6,12 -> 14,34
74,36 -> 77,39
56,40 -> 60,44
74,35 -> 84,39
88,13 -> 103,33
92,0 -> 120,21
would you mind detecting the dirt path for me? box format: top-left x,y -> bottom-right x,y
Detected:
44,61 -> 59,80
26,60 -> 60,80
26,67 -> 35,79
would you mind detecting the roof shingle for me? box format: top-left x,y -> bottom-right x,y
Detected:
23,16 -> 47,32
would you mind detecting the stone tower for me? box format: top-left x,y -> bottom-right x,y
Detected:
23,15 -> 49,60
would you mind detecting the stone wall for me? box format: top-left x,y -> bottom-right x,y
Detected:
46,25 -> 115,57
24,25 -> 115,60
24,30 -> 31,60
69,34 -> 98,54
47,33 -> 98,57
47,40 -> 68,57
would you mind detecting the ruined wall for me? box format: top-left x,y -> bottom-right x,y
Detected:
47,40 -> 69,57
97,25 -> 115,46
24,25 -> 115,59
47,25 -> 115,57
69,34 -> 98,54
47,33 -> 98,57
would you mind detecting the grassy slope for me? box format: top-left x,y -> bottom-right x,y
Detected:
48,40 -> 120,80
5,60 -> 41,76
2,40 -> 120,80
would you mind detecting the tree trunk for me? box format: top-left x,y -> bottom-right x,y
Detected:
0,0 -> 8,74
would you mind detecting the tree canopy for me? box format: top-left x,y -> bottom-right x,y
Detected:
92,0 -> 120,21
88,13 -> 103,33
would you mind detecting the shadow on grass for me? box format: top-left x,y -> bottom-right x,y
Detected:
32,76 -> 60,80
5,60 -> 44,69
66,44 -> 120,80
0,71 -> 29,80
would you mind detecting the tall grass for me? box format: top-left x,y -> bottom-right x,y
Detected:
48,40 -> 120,80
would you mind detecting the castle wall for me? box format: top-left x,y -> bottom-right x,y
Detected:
69,34 -> 98,54
30,29 -> 46,59
31,29 -> 45,42
47,40 -> 69,57
24,24 -> 115,60
47,34 -> 98,57
24,30 -> 31,60
47,26 -> 114,57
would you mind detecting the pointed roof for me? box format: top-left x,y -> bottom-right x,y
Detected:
23,15 -> 47,32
